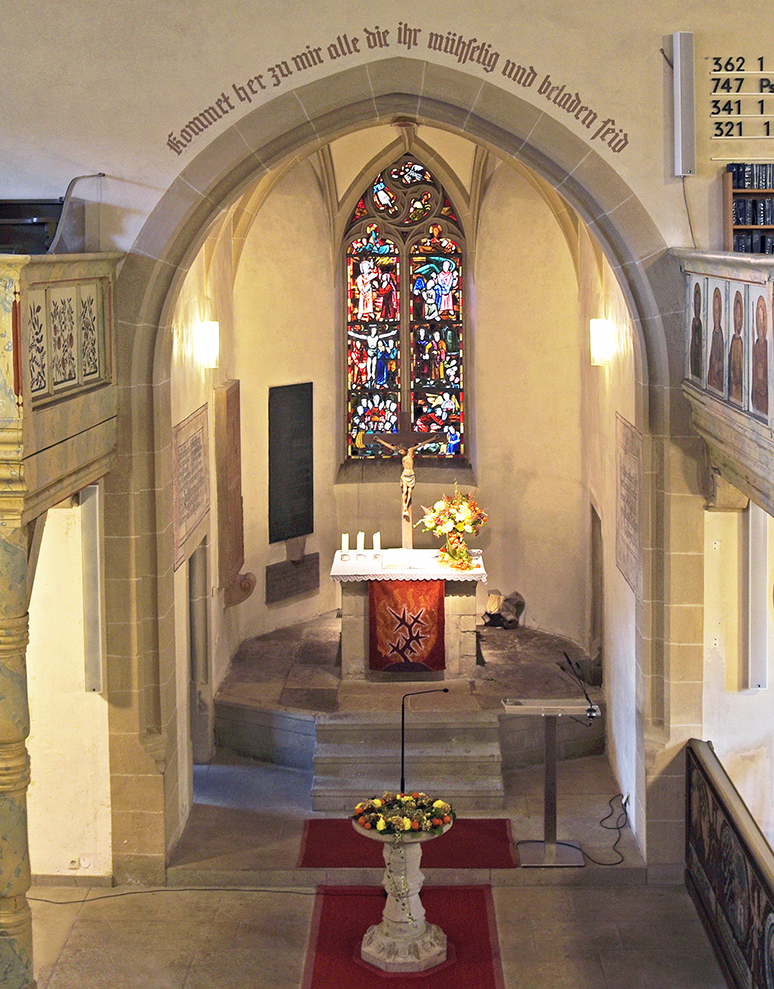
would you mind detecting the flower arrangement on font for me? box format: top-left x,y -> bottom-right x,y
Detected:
416,484 -> 487,570
353,791 -> 455,836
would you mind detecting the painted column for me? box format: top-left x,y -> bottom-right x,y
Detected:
0,257 -> 35,988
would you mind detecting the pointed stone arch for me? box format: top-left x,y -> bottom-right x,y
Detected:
109,56 -> 686,882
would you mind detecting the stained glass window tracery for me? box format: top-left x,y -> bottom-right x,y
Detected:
345,155 -> 465,460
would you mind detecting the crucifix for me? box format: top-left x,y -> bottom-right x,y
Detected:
365,412 -> 445,549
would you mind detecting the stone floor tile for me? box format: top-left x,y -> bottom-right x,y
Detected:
532,919 -> 622,951
499,945 -> 609,989
184,941 -> 308,988
215,681 -> 284,705
30,892 -> 85,988
423,867 -> 491,885
283,662 -> 341,686
599,947 -> 727,989
44,921 -> 197,989
297,637 -> 340,664
323,866 -> 383,885
212,889 -> 314,932
34,616 -> 727,987
279,686 -> 338,711
491,885 -> 576,922
615,916 -> 708,951
77,887 -> 223,923
570,885 -> 698,922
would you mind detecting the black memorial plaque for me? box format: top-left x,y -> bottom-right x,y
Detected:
268,383 -> 314,543
265,553 -> 320,604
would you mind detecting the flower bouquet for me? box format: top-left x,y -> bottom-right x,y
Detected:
352,791 -> 455,836
416,484 -> 487,570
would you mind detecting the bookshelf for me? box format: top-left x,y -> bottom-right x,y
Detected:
723,164 -> 774,254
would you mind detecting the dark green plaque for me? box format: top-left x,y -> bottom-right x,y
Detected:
268,383 -> 313,543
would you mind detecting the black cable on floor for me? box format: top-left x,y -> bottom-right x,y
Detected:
580,793 -> 628,866
514,793 -> 628,867
28,885 -> 394,905
28,886 -> 319,904
32,791 -> 631,902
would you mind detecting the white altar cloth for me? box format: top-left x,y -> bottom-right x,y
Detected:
330,548 -> 487,582
331,548 -> 485,678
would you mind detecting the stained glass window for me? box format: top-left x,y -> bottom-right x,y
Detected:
345,156 -> 465,459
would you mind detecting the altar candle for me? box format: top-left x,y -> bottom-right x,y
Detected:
341,533 -> 349,553
373,531 -> 381,552
357,531 -> 365,551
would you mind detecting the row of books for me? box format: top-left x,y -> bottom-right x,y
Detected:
727,162 -> 774,190
733,232 -> 774,253
731,197 -> 774,226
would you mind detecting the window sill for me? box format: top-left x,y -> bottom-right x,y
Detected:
336,457 -> 476,485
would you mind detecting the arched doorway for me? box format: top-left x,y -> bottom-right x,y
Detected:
108,57 -> 688,883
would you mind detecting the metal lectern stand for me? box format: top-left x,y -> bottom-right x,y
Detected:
502,698 -> 601,867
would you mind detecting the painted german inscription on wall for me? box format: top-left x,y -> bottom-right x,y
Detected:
166,21 -> 629,159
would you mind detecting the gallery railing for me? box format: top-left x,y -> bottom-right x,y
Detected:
686,737 -> 774,988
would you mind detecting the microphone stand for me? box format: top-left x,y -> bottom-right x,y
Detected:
562,652 -> 598,720
401,688 -> 449,793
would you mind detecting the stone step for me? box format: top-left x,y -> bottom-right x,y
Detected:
313,712 -> 505,812
312,773 -> 506,813
313,740 -> 502,778
317,710 -> 502,726
214,700 -> 315,768
315,711 -> 502,747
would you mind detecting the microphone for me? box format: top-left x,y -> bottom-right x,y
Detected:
401,688 -> 450,793
561,652 -> 598,720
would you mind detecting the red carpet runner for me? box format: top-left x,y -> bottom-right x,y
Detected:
298,817 -> 519,869
301,885 -> 505,988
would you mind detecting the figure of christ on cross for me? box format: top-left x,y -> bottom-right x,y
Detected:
365,412 -> 445,549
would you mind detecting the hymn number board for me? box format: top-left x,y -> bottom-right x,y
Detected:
710,55 -> 774,140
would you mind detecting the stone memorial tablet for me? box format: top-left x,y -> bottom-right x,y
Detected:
268,383 -> 313,543
265,553 -> 320,604
616,412 -> 641,596
173,404 -> 209,568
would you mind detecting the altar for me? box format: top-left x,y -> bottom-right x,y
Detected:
330,548 -> 487,680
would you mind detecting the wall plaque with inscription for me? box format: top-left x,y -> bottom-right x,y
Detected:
173,405 -> 210,568
268,382 -> 314,543
616,413 -> 641,597
265,553 -> 320,604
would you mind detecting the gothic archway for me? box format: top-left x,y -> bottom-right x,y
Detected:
110,56 -> 682,881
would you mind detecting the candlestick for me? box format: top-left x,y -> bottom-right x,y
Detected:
373,531 -> 381,552
341,533 -> 349,553
357,531 -> 365,551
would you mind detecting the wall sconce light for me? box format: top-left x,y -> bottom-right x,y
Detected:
196,319 -> 220,369
590,317 -> 614,366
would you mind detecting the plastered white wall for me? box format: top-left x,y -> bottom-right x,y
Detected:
703,509 -> 774,846
4,1 -> 770,256
473,161 -> 585,639
232,160 -> 340,641
578,229 -> 642,836
226,149 -> 590,646
169,235 -> 243,797
27,504 -> 112,878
